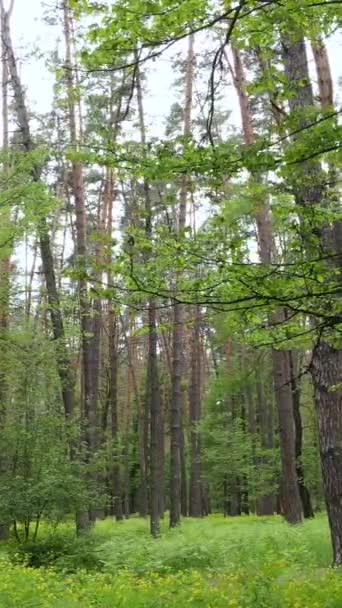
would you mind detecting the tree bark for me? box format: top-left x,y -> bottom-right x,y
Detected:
281,32 -> 342,559
63,0 -> 99,530
170,33 -> 195,528
136,61 -> 164,535
255,373 -> 276,515
289,351 -> 314,518
104,171 -> 123,521
311,37 -> 333,109
272,346 -> 302,523
180,427 -> 188,517
311,342 -> 342,563
189,305 -> 202,516
0,0 -> 11,540
108,312 -> 123,520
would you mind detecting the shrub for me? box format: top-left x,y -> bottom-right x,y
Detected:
9,531 -> 103,571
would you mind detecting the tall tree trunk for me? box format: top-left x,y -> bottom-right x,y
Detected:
136,61 -> 163,535
63,0 -> 100,528
105,171 -> 123,521
0,0 -> 13,541
170,33 -> 195,528
281,32 -> 342,561
231,46 -> 302,523
90,182 -> 107,520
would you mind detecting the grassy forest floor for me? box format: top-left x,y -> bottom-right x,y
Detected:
0,515 -> 342,607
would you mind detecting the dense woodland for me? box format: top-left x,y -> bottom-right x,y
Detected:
0,0 -> 342,591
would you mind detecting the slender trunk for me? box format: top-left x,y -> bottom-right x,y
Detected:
0,1 -> 11,540
147,299 -> 163,532
289,351 -> 314,518
122,315 -> 147,517
170,33 -> 195,528
255,373 -> 276,515
189,305 -> 202,516
272,345 -> 302,523
137,400 -> 149,516
241,348 -> 256,513
105,172 -> 123,521
136,61 -> 163,535
63,0 -> 97,530
26,241 -> 38,321
89,184 -> 107,520
108,312 -> 123,520
180,427 -> 188,516
170,298 -> 183,526
240,381 -> 250,515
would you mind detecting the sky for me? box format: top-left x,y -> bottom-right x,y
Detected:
5,0 -> 342,276
8,0 -> 180,137
7,0 -> 342,131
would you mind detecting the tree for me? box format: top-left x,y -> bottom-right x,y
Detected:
170,34 -> 195,528
281,27 -> 342,565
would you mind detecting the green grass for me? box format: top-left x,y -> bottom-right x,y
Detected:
0,514 -> 341,607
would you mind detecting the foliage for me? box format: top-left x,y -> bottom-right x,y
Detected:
9,529 -> 103,571
0,327 -> 90,539
0,515 -> 341,607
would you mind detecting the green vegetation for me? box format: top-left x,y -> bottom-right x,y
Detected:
0,1 -> 342,605
0,515 -> 341,607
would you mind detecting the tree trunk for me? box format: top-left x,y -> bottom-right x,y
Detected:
105,172 -> 123,521
272,346 -> 302,523
108,312 -> 123,521
180,427 -> 188,517
281,31 -> 342,561
0,0 -> 13,541
311,37 -> 342,268
136,60 -> 163,536
189,305 -> 202,516
170,33 -> 195,528
311,37 -> 333,109
137,400 -> 149,517
289,351 -> 314,518
311,342 -> 342,563
255,374 -> 276,515
63,0 -> 98,530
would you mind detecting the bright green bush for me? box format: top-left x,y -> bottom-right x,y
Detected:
9,530 -> 103,571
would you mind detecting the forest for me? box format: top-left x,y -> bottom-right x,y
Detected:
0,0 -> 341,606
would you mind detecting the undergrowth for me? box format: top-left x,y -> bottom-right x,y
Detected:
0,514 -> 341,607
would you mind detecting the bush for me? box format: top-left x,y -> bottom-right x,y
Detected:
9,531 -> 104,571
